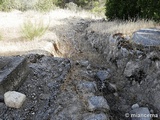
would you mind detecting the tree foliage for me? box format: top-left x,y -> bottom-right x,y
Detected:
53,0 -> 99,9
0,0 -> 105,12
105,0 -> 160,21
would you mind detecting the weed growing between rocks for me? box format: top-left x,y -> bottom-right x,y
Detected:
21,20 -> 49,40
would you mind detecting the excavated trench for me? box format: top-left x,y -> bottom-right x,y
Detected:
0,17 -> 160,120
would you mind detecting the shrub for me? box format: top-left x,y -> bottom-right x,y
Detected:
0,0 -> 15,11
21,20 -> 49,40
0,0 -> 55,12
12,0 -> 26,11
105,0 -> 160,21
52,0 -> 100,9
137,0 -> 160,21
91,1 -> 105,15
105,0 -> 139,20
65,2 -> 80,11
52,0 -> 65,8
35,0 -> 54,12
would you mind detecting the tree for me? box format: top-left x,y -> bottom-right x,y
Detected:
105,0 -> 160,21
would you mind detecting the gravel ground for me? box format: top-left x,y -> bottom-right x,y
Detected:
0,55 -> 71,120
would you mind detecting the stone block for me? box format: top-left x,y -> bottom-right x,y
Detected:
0,56 -> 29,94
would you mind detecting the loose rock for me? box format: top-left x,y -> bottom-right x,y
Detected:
147,51 -> 160,61
96,70 -> 111,81
76,81 -> 97,95
124,61 -> 140,77
87,96 -> 110,111
132,28 -> 160,46
79,60 -> 89,67
129,107 -> 151,120
131,103 -> 139,109
4,91 -> 26,108
83,113 -> 109,120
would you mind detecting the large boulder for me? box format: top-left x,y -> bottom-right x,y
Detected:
132,28 -> 160,47
0,56 -> 29,94
0,58 -> 10,70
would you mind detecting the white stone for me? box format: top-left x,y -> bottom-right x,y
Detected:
4,91 -> 26,108
124,61 -> 139,77
131,103 -> 139,109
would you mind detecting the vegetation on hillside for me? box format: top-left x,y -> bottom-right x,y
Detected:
0,0 -> 105,14
0,0 -> 159,22
105,0 -> 160,21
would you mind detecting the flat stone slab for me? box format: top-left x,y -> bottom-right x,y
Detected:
0,56 -> 28,94
132,28 -> 160,46
0,58 -> 10,70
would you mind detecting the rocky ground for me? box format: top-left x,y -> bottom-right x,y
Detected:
0,9 -> 160,120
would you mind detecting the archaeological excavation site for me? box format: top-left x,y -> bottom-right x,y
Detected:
0,1 -> 160,120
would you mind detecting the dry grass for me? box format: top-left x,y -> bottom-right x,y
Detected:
21,20 -> 49,40
0,40 -> 54,56
88,20 -> 157,36
0,9 -> 102,57
0,9 -> 158,57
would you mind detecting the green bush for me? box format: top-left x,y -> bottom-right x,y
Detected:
91,1 -> 105,15
12,0 -> 26,11
0,0 -> 55,12
35,0 -> 54,12
105,0 -> 160,21
53,0 -> 90,8
105,0 -> 139,20
52,0 -> 99,9
0,0 -> 104,12
0,0 -> 15,11
52,0 -> 65,8
21,20 -> 49,40
137,0 -> 160,21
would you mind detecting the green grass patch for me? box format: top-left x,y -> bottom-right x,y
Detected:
21,20 -> 49,40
